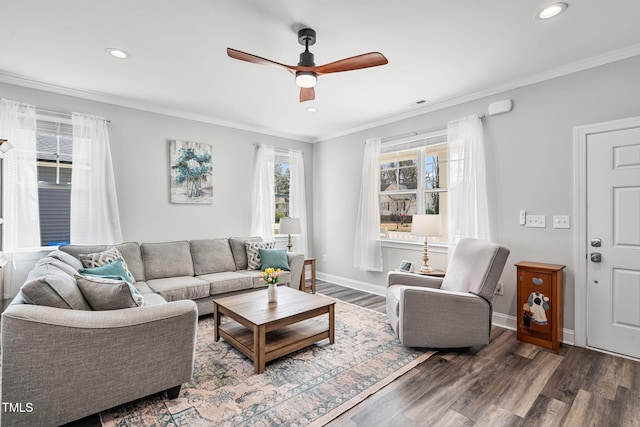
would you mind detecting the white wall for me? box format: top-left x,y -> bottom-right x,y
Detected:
0,82 -> 314,297
312,56 -> 640,330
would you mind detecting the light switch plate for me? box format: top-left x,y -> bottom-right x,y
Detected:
553,215 -> 570,229
525,215 -> 546,228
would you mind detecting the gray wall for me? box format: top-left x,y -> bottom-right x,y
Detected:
312,56 -> 640,330
0,82 -> 313,296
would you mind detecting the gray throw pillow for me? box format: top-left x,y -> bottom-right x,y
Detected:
75,275 -> 146,311
21,264 -> 91,310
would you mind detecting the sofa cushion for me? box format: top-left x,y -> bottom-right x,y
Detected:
238,269 -> 292,288
78,258 -> 134,283
21,264 -> 91,310
229,236 -> 262,270
60,242 -> 145,281
190,239 -> 236,275
132,280 -> 154,294
259,248 -> 290,271
143,293 -> 167,306
141,241 -> 194,280
78,247 -> 136,284
75,275 -> 146,310
244,241 -> 275,270
46,250 -> 83,271
197,271 -> 254,295
146,276 -> 210,302
36,256 -> 78,277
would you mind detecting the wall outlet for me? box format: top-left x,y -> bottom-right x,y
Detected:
495,282 -> 504,296
553,215 -> 570,229
322,254 -> 327,262
525,215 -> 546,228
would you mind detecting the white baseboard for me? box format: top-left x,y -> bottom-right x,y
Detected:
316,272 -> 386,296
318,271 -> 576,345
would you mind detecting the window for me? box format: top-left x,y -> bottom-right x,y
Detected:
379,136 -> 448,242
36,117 -> 73,247
273,156 -> 290,234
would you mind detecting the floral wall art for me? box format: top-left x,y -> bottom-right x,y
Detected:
170,140 -> 213,204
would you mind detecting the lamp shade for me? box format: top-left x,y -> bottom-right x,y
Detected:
0,139 -> 13,153
279,217 -> 301,235
411,215 -> 443,237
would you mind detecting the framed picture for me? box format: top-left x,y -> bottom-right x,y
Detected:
169,140 -> 213,204
396,260 -> 415,273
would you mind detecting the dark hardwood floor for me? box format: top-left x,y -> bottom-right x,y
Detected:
48,281 -> 640,425
317,281 -> 640,427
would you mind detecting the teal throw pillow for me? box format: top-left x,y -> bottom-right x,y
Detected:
78,258 -> 133,284
258,249 -> 290,271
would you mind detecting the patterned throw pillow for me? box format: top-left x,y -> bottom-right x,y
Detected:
78,247 -> 136,283
244,241 -> 276,270
78,258 -> 133,284
75,275 -> 146,310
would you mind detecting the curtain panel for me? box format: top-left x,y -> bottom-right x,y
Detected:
0,99 -> 40,252
250,144 -> 276,240
447,114 -> 491,250
70,112 -> 123,245
288,149 -> 308,256
353,137 -> 383,271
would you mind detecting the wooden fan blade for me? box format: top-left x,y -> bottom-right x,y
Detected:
315,52 -> 388,75
300,87 -> 315,103
227,48 -> 296,74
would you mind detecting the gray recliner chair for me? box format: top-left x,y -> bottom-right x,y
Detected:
386,238 -> 510,349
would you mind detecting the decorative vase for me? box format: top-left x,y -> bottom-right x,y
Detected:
268,283 -> 278,303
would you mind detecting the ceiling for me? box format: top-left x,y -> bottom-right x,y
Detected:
1,1 -> 639,142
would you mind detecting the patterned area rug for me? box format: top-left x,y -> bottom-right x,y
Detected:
101,296 -> 434,426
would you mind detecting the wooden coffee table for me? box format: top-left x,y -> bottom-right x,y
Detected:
213,286 -> 335,374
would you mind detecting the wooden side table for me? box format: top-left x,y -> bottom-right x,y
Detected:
515,261 -> 565,351
417,269 -> 445,278
300,258 -> 316,294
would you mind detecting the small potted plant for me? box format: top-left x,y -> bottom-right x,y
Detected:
259,267 -> 283,303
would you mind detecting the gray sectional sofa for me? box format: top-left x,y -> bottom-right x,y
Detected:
0,237 -> 304,427
59,237 -> 304,315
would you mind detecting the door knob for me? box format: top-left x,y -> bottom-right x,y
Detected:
590,252 -> 602,262
590,238 -> 601,247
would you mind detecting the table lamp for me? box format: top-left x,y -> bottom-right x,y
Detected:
279,217 -> 301,251
411,214 -> 443,274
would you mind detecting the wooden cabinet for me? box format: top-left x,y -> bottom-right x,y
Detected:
515,261 -> 565,350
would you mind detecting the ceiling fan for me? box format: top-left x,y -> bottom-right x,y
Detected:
227,28 -> 388,103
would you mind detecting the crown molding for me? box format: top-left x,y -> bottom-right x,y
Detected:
0,71 -> 313,143
313,43 -> 640,142
1,43 -> 638,144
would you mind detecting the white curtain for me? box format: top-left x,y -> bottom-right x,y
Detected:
353,137 -> 383,271
0,99 -> 40,253
288,149 -> 308,255
447,114 -> 491,250
71,112 -> 123,245
250,144 -> 275,240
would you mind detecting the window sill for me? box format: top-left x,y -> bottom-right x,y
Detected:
380,239 -> 449,253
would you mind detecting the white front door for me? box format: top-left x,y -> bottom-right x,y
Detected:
586,123 -> 640,359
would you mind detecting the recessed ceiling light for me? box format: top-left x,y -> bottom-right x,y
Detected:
106,48 -> 129,59
537,2 -> 568,20
306,107 -> 317,113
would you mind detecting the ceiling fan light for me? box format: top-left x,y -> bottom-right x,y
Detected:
296,72 -> 317,88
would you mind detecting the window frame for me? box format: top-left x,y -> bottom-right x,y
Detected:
273,151 -> 291,236
379,130 -> 449,246
35,113 -> 74,249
